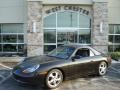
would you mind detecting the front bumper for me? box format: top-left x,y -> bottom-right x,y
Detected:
12,71 -> 46,85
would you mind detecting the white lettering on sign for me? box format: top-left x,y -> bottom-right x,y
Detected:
45,6 -> 90,15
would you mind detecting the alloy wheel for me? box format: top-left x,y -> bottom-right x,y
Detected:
99,61 -> 107,76
46,69 -> 63,89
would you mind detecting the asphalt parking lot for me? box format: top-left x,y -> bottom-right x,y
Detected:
0,61 -> 120,90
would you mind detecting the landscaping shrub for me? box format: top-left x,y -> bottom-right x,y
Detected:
109,52 -> 120,61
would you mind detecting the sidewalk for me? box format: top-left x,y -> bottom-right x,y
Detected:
0,57 -> 24,63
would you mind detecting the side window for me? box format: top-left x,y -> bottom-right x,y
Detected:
90,50 -> 95,56
75,48 -> 90,58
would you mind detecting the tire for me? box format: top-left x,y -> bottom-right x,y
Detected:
98,61 -> 107,76
45,69 -> 63,89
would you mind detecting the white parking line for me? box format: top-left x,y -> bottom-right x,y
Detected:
0,63 -> 12,70
107,69 -> 120,74
0,74 -> 12,85
0,63 -> 12,85
110,67 -> 120,74
0,75 -> 5,79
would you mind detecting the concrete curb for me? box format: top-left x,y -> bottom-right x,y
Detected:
0,57 -> 25,63
112,60 -> 120,64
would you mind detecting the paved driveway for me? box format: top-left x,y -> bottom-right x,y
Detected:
0,61 -> 120,90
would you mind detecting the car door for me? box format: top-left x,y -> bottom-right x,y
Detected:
74,56 -> 92,76
66,58 -> 86,79
68,48 -> 95,77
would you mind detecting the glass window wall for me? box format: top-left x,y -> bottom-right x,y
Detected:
108,24 -> 120,52
0,24 -> 25,56
44,11 -> 91,54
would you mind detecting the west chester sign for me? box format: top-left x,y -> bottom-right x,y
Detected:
45,6 -> 90,15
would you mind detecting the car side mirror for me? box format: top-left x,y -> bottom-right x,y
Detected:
71,55 -> 81,62
71,56 -> 75,62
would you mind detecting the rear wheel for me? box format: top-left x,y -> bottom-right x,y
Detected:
98,61 -> 107,76
46,69 -> 63,89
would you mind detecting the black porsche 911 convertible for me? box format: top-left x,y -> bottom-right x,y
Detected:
12,45 -> 111,89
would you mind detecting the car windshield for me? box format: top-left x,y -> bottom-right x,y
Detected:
47,46 -> 75,59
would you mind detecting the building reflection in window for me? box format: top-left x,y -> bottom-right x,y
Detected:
3,44 -> 17,52
3,35 -> 17,43
79,29 -> 91,44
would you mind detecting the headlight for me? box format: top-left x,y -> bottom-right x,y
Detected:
23,64 -> 40,73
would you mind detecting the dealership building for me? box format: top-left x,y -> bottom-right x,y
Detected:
0,0 -> 120,59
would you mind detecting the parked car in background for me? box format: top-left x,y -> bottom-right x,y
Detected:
12,45 -> 111,89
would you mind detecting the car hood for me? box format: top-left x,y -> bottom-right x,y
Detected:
19,55 -> 61,67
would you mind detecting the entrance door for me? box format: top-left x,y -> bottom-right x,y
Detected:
57,29 -> 78,46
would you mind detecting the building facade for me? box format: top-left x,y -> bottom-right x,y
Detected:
0,0 -> 120,58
